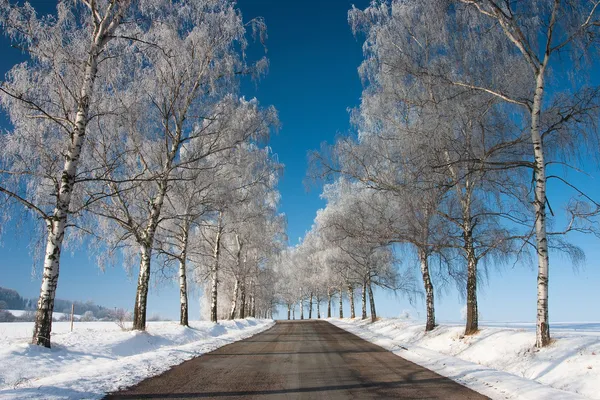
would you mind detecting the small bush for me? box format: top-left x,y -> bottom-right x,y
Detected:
112,308 -> 132,331
80,311 -> 96,322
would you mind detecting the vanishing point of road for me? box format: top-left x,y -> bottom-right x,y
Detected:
105,320 -> 488,399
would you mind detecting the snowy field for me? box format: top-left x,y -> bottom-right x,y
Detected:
330,318 -> 600,400
0,319 -> 275,399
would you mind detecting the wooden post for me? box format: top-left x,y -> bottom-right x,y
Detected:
70,303 -> 74,332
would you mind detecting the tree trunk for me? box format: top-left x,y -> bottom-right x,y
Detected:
531,72 -> 551,348
179,257 -> 189,326
308,292 -> 313,319
464,225 -> 478,336
361,279 -> 367,320
317,297 -> 321,319
133,243 -> 152,331
239,281 -> 246,319
327,288 -> 332,318
418,249 -> 435,331
179,223 -> 190,327
287,303 -> 291,320
338,284 -> 344,318
347,284 -> 355,319
368,277 -> 376,323
32,220 -> 65,347
292,306 -> 295,320
229,278 -> 239,320
210,214 -> 223,323
251,292 -> 256,317
132,177 -> 168,331
299,299 -> 304,320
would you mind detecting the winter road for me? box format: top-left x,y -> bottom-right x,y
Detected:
105,320 -> 487,399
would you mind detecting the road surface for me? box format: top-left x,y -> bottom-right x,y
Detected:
105,320 -> 488,399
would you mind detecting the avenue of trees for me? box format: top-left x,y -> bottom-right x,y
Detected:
2,0 -> 600,351
0,0 -> 283,348
273,0 -> 600,349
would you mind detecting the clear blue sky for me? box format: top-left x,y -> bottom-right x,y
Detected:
1,0 -> 600,323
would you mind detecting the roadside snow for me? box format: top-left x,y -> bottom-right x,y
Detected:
0,318 -> 274,400
329,318 -> 600,400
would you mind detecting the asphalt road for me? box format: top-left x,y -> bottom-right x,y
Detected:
105,320 -> 488,399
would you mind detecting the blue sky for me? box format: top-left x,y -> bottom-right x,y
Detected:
2,0 -> 600,323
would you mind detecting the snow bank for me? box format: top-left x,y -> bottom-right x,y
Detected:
329,318 -> 600,400
0,318 -> 274,399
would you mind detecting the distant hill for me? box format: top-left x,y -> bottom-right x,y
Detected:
0,286 -> 113,319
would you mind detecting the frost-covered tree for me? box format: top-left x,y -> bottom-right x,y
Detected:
0,0 -> 134,347
88,0 -> 275,330
349,0 -> 600,346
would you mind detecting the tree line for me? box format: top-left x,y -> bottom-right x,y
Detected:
0,286 -> 114,318
0,0 -> 284,348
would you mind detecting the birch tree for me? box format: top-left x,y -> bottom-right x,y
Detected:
0,0 -> 133,347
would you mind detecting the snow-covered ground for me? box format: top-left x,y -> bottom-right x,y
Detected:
330,318 -> 600,400
0,318 -> 274,399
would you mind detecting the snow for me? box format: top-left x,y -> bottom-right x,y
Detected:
329,318 -> 600,400
0,318 -> 274,399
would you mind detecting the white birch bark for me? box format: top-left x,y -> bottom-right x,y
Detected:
532,71 -> 551,347
229,278 -> 239,320
179,222 -> 190,326
361,279 -> 367,320
418,249 -> 435,331
368,276 -> 377,323
316,298 -> 321,319
210,213 -> 223,323
239,281 -> 246,319
133,183 -> 167,331
179,259 -> 189,326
